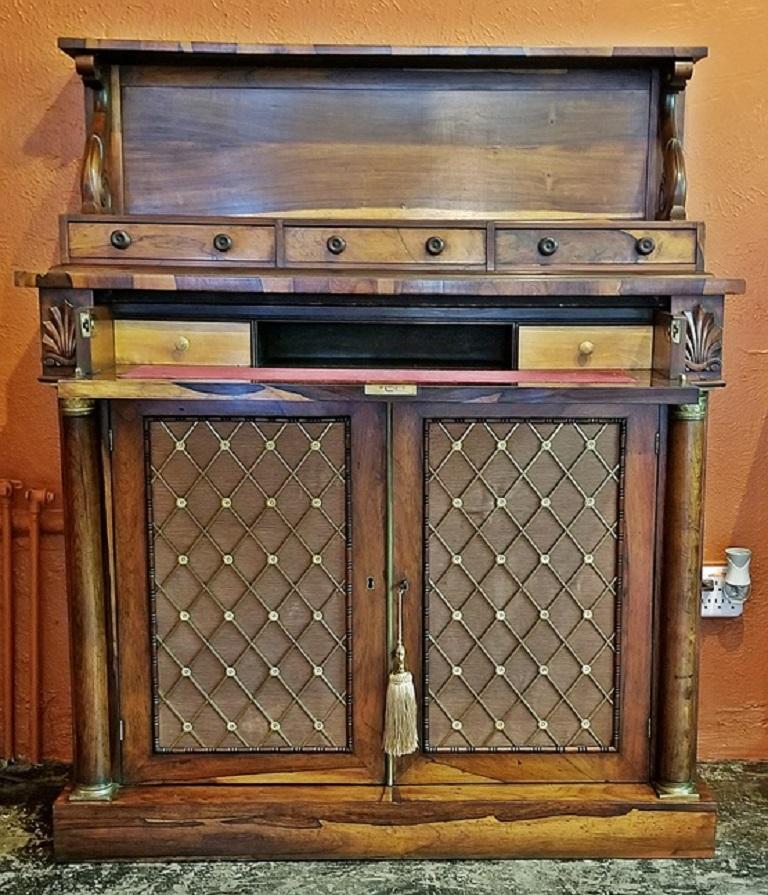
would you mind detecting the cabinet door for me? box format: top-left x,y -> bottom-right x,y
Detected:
394,402 -> 658,784
112,400 -> 386,784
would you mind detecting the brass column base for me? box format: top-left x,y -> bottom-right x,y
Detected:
69,782 -> 118,802
654,779 -> 701,801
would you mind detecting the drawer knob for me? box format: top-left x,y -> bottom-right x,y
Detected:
636,236 -> 656,256
110,229 -> 131,250
578,340 -> 595,357
537,237 -> 559,257
213,233 -> 233,253
326,235 -> 347,255
425,235 -> 446,256
174,336 -> 190,353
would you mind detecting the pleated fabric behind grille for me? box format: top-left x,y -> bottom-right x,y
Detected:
144,416 -> 351,752
424,418 -> 624,753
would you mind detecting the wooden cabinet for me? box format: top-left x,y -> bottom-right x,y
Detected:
21,39 -> 745,860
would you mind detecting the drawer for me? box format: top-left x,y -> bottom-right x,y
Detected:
68,222 -> 275,263
114,321 -> 252,366
284,226 -> 486,266
518,325 -> 653,370
495,226 -> 698,269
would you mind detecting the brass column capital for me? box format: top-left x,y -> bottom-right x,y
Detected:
60,397 -> 96,417
672,390 -> 708,422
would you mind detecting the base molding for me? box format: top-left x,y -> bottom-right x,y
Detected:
53,781 -> 716,861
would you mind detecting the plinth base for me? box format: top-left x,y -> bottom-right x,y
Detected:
53,781 -> 716,861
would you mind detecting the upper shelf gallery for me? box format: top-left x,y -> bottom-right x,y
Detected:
59,38 -> 704,222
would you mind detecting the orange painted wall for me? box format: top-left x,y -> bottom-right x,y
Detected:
1,1 -> 767,762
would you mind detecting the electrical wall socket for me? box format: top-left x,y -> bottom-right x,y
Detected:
701,564 -> 744,617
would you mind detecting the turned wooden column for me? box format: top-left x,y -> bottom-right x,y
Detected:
655,390 -> 708,798
59,397 -> 115,800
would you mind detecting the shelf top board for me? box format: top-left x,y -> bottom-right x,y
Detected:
58,38 -> 708,63
16,266 -> 744,296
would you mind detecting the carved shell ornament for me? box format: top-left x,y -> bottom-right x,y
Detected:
42,302 -> 77,366
684,305 -> 722,373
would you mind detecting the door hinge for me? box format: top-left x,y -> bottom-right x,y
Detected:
107,426 -> 113,453
118,719 -> 125,742
648,717 -> 652,740
654,431 -> 660,455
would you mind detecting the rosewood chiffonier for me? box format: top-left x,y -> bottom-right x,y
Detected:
17,38 -> 743,860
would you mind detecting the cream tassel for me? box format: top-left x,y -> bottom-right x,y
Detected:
383,582 -> 418,757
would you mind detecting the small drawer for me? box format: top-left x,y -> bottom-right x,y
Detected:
68,222 -> 275,264
114,321 -> 251,366
518,325 -> 653,370
284,226 -> 486,266
495,226 -> 698,269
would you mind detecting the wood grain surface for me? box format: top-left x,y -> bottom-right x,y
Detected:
113,320 -> 252,366
58,39 -> 709,60
68,222 -> 275,264
120,70 -> 652,218
53,780 -> 716,860
496,226 -> 699,270
518,325 -> 653,370
15,267 -> 746,295
284,226 -> 486,267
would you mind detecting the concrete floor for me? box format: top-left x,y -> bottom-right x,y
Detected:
0,763 -> 767,895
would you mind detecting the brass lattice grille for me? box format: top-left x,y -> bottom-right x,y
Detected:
145,416 -> 351,752
424,418 -> 624,752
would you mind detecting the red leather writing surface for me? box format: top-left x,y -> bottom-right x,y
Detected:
120,365 -> 638,385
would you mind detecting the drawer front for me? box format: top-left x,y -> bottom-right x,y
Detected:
68,223 -> 275,263
114,321 -> 252,366
496,227 -> 698,269
518,325 -> 653,370
284,227 -> 486,266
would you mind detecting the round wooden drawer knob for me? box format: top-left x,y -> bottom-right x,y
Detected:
578,340 -> 595,357
425,235 -> 446,256
537,236 -> 559,257
213,233 -> 233,252
110,229 -> 131,250
635,236 -> 656,256
326,235 -> 347,255
174,336 -> 191,353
